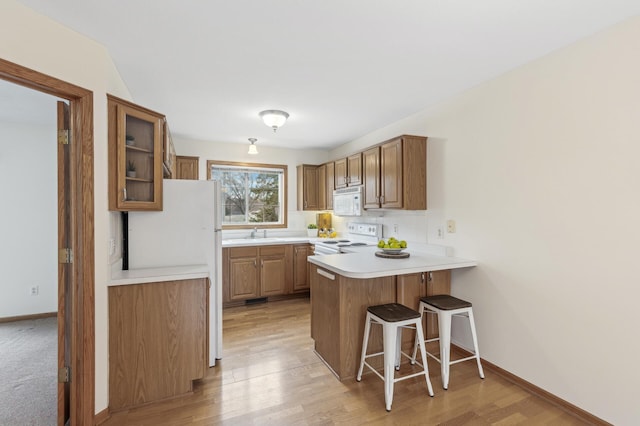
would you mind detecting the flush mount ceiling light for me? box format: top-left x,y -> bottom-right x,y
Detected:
248,138 -> 258,155
259,110 -> 289,132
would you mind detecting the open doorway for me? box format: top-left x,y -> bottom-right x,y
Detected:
0,79 -> 62,425
0,58 -> 95,426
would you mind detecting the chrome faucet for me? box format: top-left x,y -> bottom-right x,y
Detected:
250,227 -> 258,238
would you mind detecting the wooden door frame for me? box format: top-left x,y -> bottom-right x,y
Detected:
0,58 -> 95,425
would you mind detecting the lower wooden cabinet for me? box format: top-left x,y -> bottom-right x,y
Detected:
396,269 -> 451,345
223,245 -> 297,306
108,278 -> 208,411
293,244 -> 313,292
310,265 -> 452,380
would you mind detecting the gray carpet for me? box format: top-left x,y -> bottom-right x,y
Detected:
0,317 -> 57,426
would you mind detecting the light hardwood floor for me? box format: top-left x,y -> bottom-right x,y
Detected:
102,298 -> 586,425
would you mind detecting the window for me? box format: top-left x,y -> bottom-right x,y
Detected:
207,160 -> 287,228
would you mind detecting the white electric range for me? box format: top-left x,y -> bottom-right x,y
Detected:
313,222 -> 382,255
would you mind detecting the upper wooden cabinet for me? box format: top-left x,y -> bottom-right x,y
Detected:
317,163 -> 327,210
335,153 -> 362,189
363,135 -> 427,210
297,164 -> 319,210
362,146 -> 381,209
325,161 -> 335,210
176,156 -> 199,180
108,95 -> 164,211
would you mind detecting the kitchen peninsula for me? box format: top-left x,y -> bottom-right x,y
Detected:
308,248 -> 476,380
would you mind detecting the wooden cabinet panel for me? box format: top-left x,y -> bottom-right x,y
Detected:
310,265 -> 340,369
261,256 -> 287,296
334,158 -> 347,189
325,162 -> 335,210
335,154 -> 362,189
108,279 -> 208,411
396,270 -> 451,343
297,164 -> 319,210
347,153 -> 362,186
380,138 -> 403,208
362,147 -> 380,209
293,244 -> 312,292
317,164 -> 327,210
176,155 -> 199,180
108,95 -> 164,211
229,257 -> 259,300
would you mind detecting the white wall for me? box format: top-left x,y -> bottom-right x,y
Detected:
174,137 -> 329,236
333,16 -> 640,425
0,0 -> 132,413
0,120 -> 57,317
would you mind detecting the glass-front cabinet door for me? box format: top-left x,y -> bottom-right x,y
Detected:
108,95 -> 164,211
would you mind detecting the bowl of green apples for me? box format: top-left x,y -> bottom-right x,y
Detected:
377,237 -> 407,253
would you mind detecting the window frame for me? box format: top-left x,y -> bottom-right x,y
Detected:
207,160 -> 288,229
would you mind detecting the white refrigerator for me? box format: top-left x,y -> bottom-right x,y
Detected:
127,179 -> 222,366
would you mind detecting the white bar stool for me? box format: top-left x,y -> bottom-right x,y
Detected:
412,295 -> 484,389
356,303 -> 434,411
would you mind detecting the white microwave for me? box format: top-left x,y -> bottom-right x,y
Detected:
333,186 -> 363,216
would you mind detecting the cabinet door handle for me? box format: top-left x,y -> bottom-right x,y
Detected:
421,272 -> 425,283
122,188 -> 127,202
380,195 -> 384,204
317,268 -> 335,281
261,259 -> 264,268
253,260 -> 257,268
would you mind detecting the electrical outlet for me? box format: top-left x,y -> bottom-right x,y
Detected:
109,238 -> 116,256
30,286 -> 39,296
393,224 -> 398,234
447,220 -> 456,233
437,226 -> 444,239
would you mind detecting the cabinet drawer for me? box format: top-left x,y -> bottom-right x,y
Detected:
259,245 -> 286,256
229,246 -> 258,258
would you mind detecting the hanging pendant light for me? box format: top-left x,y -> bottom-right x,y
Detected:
259,110 -> 289,132
248,138 -> 258,155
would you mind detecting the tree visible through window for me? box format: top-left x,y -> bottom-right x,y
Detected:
208,161 -> 287,227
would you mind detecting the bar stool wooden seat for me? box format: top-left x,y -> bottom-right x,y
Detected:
356,303 -> 434,411
412,294 -> 484,389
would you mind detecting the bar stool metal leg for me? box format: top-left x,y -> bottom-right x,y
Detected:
438,311 -> 452,389
383,322 -> 397,411
467,309 -> 484,379
415,318 -> 434,396
357,312 -> 373,382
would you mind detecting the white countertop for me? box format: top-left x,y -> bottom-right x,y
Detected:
222,237 -> 320,247
308,247 -> 477,279
109,264 -> 210,286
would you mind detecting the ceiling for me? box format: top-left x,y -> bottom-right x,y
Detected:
11,0 -> 640,150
